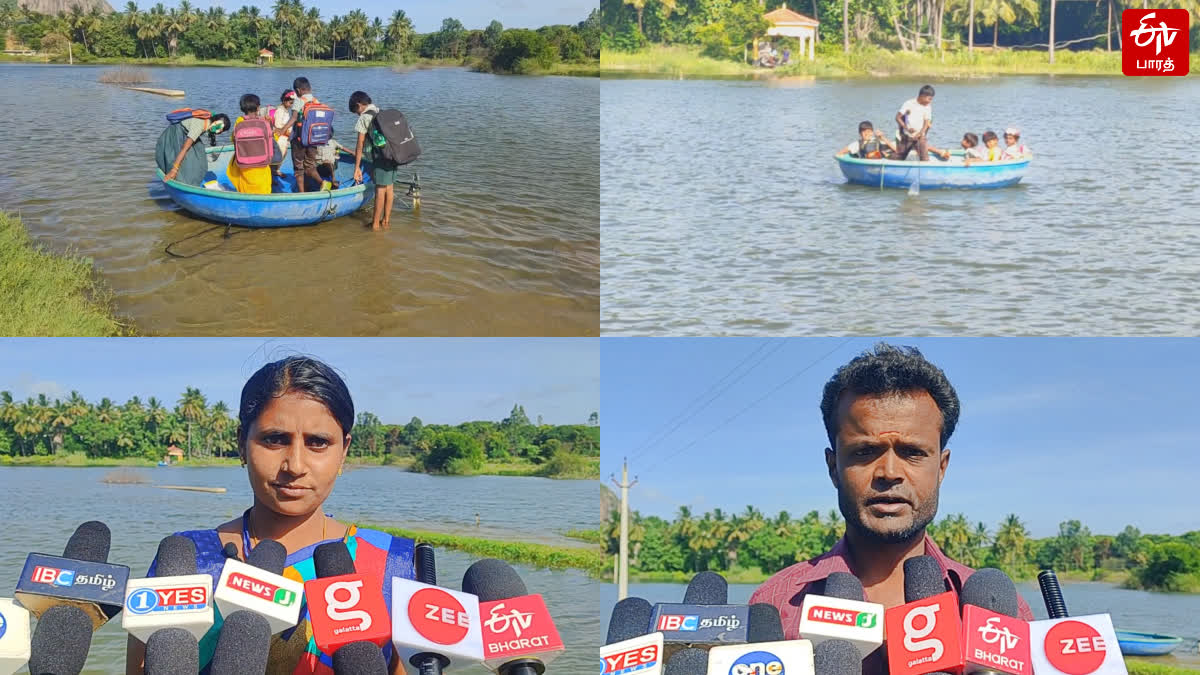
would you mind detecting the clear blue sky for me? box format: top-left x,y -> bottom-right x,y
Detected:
601,338 -> 1200,538
158,0 -> 594,33
0,338 -> 598,426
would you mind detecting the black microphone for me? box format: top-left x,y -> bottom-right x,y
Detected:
463,558 -> 563,675
144,628 -> 199,674
28,605 -> 92,675
407,542 -> 448,675
209,609 -> 271,675
246,539 -> 287,575
748,603 -> 785,643
826,571 -> 866,600
683,571 -> 728,604
816,637 -> 864,675
663,646 -> 707,674
606,597 -> 653,645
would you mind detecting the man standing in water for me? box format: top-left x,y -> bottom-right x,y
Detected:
749,343 -> 1033,675
894,85 -> 937,161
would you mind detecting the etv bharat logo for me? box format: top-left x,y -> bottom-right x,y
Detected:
484,603 -> 535,638
978,618 -> 1020,655
1122,9 -> 1190,76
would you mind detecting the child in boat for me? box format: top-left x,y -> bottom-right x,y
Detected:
314,138 -> 347,190
837,121 -> 897,160
891,129 -> 951,161
157,111 -> 230,185
349,90 -> 394,231
1001,127 -> 1032,159
895,84 -> 937,161
226,94 -> 277,194
268,89 -> 295,177
961,132 -> 987,164
279,76 -> 326,193
980,130 -> 1003,161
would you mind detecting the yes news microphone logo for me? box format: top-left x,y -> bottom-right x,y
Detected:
1122,9 -> 1189,76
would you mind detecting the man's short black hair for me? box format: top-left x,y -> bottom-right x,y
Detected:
858,120 -> 874,133
348,90 -> 372,113
293,77 -> 311,94
919,84 -> 935,97
820,343 -> 960,450
963,132 -> 979,146
239,93 -> 260,114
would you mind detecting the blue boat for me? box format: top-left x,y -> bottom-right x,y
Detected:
1116,630 -> 1184,656
157,145 -> 386,228
835,151 -> 1030,190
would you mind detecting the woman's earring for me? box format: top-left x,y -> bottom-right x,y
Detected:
338,466 -> 343,476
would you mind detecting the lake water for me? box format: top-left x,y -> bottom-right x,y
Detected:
0,467 -> 602,673
622,579 -> 1200,668
601,76 -> 1200,336
0,65 -> 599,336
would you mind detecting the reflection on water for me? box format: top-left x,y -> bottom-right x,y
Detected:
0,467 -> 601,673
602,76 -> 1200,336
0,65 -> 599,336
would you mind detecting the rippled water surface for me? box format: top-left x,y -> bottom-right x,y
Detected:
0,65 -> 599,336
601,76 -> 1200,336
0,467 -> 602,673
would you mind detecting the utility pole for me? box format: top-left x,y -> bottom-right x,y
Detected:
610,458 -> 637,601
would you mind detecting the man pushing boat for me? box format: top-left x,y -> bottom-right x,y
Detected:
895,84 -> 938,161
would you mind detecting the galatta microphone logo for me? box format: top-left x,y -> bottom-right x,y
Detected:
807,605 -> 878,628
325,580 -> 372,635
902,604 -> 944,665
979,617 -> 1020,655
483,602 -> 534,638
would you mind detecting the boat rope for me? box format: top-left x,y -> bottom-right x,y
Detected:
164,223 -> 252,258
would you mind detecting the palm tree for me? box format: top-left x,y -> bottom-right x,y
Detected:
993,514 -> 1030,575
0,391 -> 19,427
208,401 -> 232,457
177,387 -> 207,459
843,0 -> 850,52
146,397 -> 168,439
301,6 -> 321,60
138,5 -> 162,57
272,0 -> 290,58
977,0 -> 1038,48
386,9 -> 413,56
13,403 -> 43,456
622,0 -> 648,36
48,402 -> 74,455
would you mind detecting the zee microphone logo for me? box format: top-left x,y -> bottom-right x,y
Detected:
409,587 -> 471,645
1044,621 -> 1108,675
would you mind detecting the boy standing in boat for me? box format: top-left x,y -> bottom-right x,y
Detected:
895,84 -> 936,161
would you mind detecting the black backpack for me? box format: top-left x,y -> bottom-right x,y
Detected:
368,109 -> 421,166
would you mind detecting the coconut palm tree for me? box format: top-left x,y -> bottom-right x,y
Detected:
48,402 -> 74,455
177,387 -> 207,459
386,9 -> 414,56
993,513 -> 1030,574
977,0 -> 1038,48
301,6 -> 321,60
13,403 -> 43,456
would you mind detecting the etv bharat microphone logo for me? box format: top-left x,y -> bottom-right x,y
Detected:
1122,8 -> 1190,76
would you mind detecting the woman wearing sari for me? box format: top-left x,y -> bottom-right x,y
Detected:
126,356 -> 415,674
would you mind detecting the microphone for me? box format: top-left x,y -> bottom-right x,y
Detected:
464,558 -> 565,674
123,535 -> 214,644
0,598 -> 31,675
1028,570 -> 1127,675
601,597 -> 663,675
333,640 -> 389,674
209,607 -> 271,675
797,571 -> 883,657
684,572 -> 729,604
391,542 -> 484,673
305,541 -> 391,660
884,556 -> 963,675
144,628 -> 199,674
959,569 -> 1030,675
815,638 -> 865,675
14,521 -> 128,629
707,602 -> 816,675
27,605 -> 92,675
651,570 -> 748,659
664,647 -> 708,675
213,539 -> 304,635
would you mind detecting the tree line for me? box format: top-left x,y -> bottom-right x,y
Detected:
606,505 -> 1200,592
0,391 -> 600,477
599,0 -> 1199,60
0,0 -> 601,73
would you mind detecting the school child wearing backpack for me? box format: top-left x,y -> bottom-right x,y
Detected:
226,94 -> 279,194
279,76 -> 334,193
349,90 -> 421,231
157,108 -> 230,185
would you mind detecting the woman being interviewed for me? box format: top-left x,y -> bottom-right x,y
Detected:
126,356 -> 415,674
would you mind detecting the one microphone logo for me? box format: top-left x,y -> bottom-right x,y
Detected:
0,610 -> 6,638
903,604 -> 944,663
409,587 -> 471,645
483,603 -> 534,638
979,618 -> 1020,654
730,650 -> 785,674
325,580 -> 372,633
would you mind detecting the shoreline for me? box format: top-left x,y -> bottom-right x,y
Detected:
0,55 -> 600,77
368,524 -> 605,575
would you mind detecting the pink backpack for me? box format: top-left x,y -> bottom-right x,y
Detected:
233,117 -> 273,168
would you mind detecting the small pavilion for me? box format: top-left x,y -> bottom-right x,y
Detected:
760,4 -> 820,62
258,48 -> 274,65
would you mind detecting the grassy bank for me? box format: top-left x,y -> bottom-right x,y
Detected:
370,525 -> 606,575
0,211 -> 128,337
601,44 -> 1200,79
1128,661 -> 1200,675
0,453 -> 237,467
617,566 -> 1146,588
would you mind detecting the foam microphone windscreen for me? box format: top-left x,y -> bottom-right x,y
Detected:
313,541 -> 356,578
748,603 -> 786,643
683,571 -> 728,604
606,597 -> 654,645
209,611 -> 271,675
664,647 -> 709,675
29,605 -> 93,675
154,535 -> 198,576
960,568 -> 1020,619
222,542 -> 239,559
62,520 -> 111,563
903,556 -> 946,602
462,558 -> 528,601
815,639 -> 864,675
246,539 -> 287,575
144,627 -> 199,674
825,571 -> 865,600
332,640 -> 388,675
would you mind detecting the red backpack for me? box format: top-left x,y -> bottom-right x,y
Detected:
232,117 -> 274,168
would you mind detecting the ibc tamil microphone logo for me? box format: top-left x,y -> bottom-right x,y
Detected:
483,603 -> 534,638
1122,9 -> 1189,76
32,565 -> 76,587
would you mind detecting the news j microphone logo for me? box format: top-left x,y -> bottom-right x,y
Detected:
807,605 -> 878,629
1122,8 -> 1189,76
730,650 -> 785,675
226,573 -> 298,607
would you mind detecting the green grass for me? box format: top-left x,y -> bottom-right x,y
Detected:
1127,660 -> 1200,675
0,453 -> 238,467
602,44 -> 1200,79
0,211 -> 129,336
367,525 -> 607,575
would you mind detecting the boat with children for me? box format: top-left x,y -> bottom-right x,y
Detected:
835,151 -> 1031,190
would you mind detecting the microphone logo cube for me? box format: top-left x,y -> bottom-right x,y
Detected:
15,553 -> 129,628
649,604 -> 750,645
600,631 -> 663,675
1030,616 -> 1126,675
121,575 -> 215,643
884,591 -> 961,675
963,606 -> 1031,675
213,559 -> 304,635
707,640 -> 816,675
479,594 -> 564,666
797,594 -> 883,656
305,574 -> 392,652
0,598 -> 32,674
391,578 -> 484,668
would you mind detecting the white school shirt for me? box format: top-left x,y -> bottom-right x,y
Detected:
899,98 -> 932,135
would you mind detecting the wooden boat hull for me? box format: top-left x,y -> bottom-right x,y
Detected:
1116,630 -> 1183,656
157,145 -> 374,228
835,152 -> 1030,190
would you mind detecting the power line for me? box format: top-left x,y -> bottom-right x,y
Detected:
641,338 -> 857,474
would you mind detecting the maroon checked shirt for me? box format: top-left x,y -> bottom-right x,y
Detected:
748,533 -> 1035,675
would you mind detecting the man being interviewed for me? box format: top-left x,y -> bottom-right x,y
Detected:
749,344 -> 1033,675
